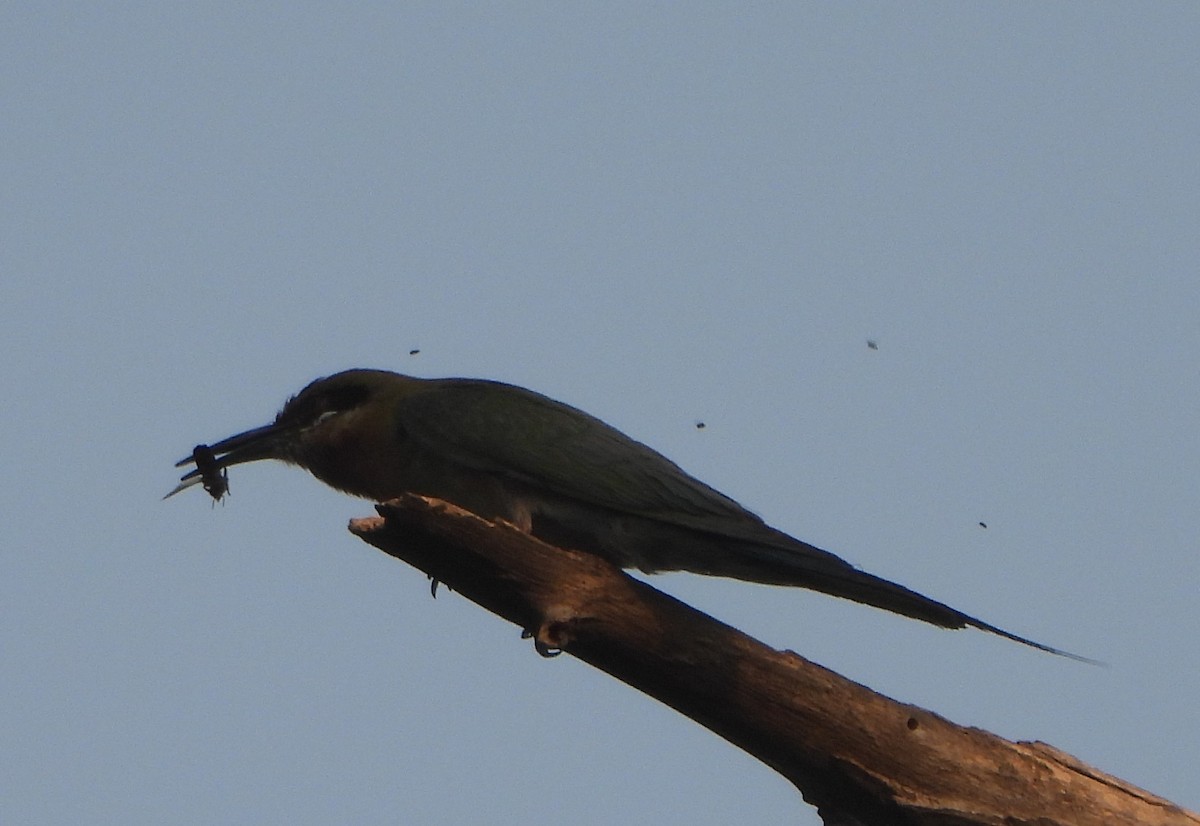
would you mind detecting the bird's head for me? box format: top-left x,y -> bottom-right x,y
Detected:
165,369 -> 416,500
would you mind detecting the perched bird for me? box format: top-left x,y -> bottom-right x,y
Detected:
168,368 -> 1088,660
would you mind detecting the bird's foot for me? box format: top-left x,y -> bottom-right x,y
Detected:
520,628 -> 561,657
521,610 -> 577,658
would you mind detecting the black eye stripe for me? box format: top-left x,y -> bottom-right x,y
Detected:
324,383 -> 370,411
276,383 -> 371,427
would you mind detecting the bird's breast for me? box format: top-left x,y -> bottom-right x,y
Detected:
295,412 -> 532,525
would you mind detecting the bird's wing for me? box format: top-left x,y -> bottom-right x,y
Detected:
392,382 -> 1097,661
393,380 -> 761,525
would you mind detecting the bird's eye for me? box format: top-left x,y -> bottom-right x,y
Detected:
278,380 -> 370,429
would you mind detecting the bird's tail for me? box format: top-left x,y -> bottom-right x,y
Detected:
720,537 -> 1099,664
809,565 -> 1097,663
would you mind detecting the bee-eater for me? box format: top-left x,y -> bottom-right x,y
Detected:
168,368 -> 1088,660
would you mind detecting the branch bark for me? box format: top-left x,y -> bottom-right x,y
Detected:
348,494 -> 1197,826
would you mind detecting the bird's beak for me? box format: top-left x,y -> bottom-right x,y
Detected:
164,421 -> 295,499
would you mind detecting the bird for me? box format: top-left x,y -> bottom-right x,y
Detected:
168,368 -> 1090,661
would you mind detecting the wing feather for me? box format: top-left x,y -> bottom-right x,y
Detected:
394,380 -> 757,524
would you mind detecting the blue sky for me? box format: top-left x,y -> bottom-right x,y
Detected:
3,4 -> 1198,824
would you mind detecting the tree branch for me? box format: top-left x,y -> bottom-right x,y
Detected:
348,494 -> 1198,826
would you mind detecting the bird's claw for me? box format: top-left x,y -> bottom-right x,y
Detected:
533,638 -> 562,658
523,614 -> 574,658
521,627 -> 563,656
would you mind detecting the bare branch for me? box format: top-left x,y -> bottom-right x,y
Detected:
348,494 -> 1199,826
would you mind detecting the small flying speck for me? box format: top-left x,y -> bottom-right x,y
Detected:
694,421 -> 706,430
867,339 -> 878,350
978,522 -> 988,529
409,349 -> 420,356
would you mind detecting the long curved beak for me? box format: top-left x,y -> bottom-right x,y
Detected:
164,421 -> 295,499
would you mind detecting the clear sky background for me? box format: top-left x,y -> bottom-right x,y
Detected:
3,4 -> 1198,824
